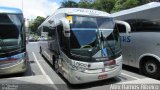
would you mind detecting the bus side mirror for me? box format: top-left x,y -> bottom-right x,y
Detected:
115,20 -> 131,35
60,18 -> 70,37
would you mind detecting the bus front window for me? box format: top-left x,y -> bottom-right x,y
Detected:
69,16 -> 121,61
0,14 -> 23,53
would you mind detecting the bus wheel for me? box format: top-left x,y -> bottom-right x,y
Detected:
141,59 -> 160,79
53,56 -> 59,73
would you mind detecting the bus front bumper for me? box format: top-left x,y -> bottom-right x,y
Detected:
0,59 -> 27,75
68,63 -> 122,84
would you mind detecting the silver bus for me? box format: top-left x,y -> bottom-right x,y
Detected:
112,2 -> 160,78
0,7 -> 27,75
38,8 -> 130,84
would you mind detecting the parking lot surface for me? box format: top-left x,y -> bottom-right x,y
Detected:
0,42 -> 160,90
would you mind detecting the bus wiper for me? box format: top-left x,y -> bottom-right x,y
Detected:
100,32 -> 115,57
94,19 -> 115,57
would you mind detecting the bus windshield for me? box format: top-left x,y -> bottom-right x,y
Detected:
0,14 -> 23,53
70,16 -> 121,61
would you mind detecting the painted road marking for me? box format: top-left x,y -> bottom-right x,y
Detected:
44,51 -> 51,60
121,73 -> 140,80
32,52 -> 58,90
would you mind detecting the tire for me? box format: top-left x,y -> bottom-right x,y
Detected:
141,59 -> 160,79
52,56 -> 59,73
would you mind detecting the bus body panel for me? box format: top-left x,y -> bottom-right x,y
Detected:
40,40 -> 53,63
135,32 -> 160,68
0,59 -> 26,75
120,33 -> 136,66
112,2 -> 160,79
68,62 -> 122,84
120,32 -> 160,68
0,7 -> 22,14
38,8 -> 123,84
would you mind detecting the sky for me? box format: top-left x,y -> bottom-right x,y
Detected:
0,0 -> 80,19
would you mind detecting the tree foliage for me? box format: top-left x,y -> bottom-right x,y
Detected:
112,0 -> 140,12
29,0 -> 159,34
93,0 -> 116,13
111,0 -> 157,12
61,0 -> 78,8
60,0 -> 159,13
29,16 -> 45,33
78,0 -> 94,8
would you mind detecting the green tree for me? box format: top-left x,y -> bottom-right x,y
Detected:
139,0 -> 150,5
78,0 -> 94,8
93,0 -> 116,13
61,0 -> 78,8
112,0 -> 139,12
111,0 -> 152,13
29,16 -> 45,33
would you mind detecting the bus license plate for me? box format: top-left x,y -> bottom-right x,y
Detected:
98,74 -> 108,79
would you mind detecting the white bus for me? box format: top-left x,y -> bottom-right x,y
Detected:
112,2 -> 160,78
0,7 -> 27,75
38,8 -> 130,84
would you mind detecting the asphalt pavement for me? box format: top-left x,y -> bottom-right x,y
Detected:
0,42 -> 160,90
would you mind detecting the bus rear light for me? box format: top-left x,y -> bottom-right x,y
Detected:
104,60 -> 116,66
98,74 -> 108,79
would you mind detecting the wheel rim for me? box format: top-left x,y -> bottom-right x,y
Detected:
145,62 -> 157,74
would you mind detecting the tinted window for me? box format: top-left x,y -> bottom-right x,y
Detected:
57,24 -> 68,53
70,16 -> 115,49
72,16 -> 114,29
0,14 -> 23,53
48,27 -> 56,40
0,14 -> 22,39
0,24 -> 19,39
116,24 -> 126,33
136,19 -> 160,32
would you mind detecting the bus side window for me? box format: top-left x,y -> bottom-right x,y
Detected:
116,24 -> 126,33
56,24 -> 68,54
48,27 -> 56,40
136,19 -> 160,32
42,26 -> 49,40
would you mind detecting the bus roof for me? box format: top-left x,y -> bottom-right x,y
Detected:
38,8 -> 111,29
54,8 -> 111,17
0,7 -> 22,14
112,2 -> 160,17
